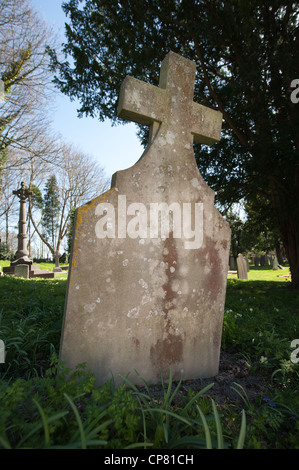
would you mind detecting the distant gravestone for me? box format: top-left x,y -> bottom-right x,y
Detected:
254,256 -> 260,267
229,256 -> 235,270
14,264 -> 29,278
60,52 -> 231,386
273,256 -> 278,270
237,254 -> 248,279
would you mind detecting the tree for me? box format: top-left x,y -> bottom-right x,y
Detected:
242,196 -> 282,255
42,175 -> 61,251
29,144 -> 109,265
0,0 -> 59,196
49,0 -> 299,288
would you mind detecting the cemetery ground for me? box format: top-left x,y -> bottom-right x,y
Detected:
0,262 -> 298,449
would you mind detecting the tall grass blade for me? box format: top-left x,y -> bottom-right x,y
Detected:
0,436 -> 12,449
231,382 -> 250,409
64,393 -> 86,449
162,368 -> 173,408
163,422 -> 169,444
211,399 -> 224,449
182,382 -> 214,413
16,410 -> 69,448
143,407 -> 193,427
120,373 -> 154,409
196,405 -> 212,449
33,399 -> 50,447
237,410 -> 246,449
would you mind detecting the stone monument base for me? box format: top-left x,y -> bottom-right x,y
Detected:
3,263 -> 55,279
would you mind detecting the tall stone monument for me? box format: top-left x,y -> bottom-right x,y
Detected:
12,182 -> 33,267
3,182 -> 54,279
60,52 -> 231,386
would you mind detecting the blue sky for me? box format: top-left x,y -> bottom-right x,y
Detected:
31,0 -> 143,180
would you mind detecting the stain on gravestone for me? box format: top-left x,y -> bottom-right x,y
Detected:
60,52 -> 231,386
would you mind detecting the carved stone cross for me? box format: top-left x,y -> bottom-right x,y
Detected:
118,51 -> 222,147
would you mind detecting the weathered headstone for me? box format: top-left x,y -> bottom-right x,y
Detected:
60,52 -> 231,386
237,253 -> 248,279
14,264 -> 29,279
273,255 -> 278,270
229,256 -> 235,270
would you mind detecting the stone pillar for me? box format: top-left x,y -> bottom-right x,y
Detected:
11,182 -> 33,267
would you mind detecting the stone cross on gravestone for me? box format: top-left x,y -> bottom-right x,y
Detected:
60,52 -> 231,386
11,182 -> 33,266
117,53 -> 222,150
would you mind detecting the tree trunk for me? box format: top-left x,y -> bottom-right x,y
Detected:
272,187 -> 299,289
275,243 -> 284,265
54,250 -> 60,268
5,210 -> 9,249
281,221 -> 299,289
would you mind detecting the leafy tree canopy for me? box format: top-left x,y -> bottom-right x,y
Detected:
49,0 -> 299,287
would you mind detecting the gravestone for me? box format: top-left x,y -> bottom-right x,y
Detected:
229,256 -> 235,270
14,264 -> 29,279
60,52 -> 231,386
237,253 -> 248,279
254,256 -> 260,267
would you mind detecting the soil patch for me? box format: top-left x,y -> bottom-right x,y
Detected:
138,350 -> 273,405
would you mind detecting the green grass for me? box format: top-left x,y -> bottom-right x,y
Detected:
0,260 -> 10,268
0,266 -> 298,449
